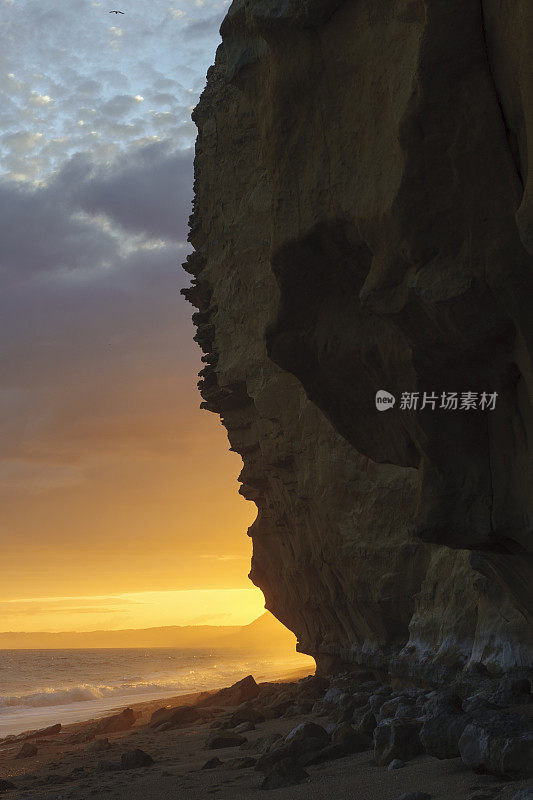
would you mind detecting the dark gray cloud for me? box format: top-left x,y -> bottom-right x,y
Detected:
150,92 -> 179,105
0,139 -> 193,287
101,94 -> 144,118
181,13 -> 224,39
0,178 -> 116,278
64,140 -> 194,242
0,138 -> 196,471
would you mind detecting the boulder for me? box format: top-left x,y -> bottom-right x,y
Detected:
331,723 -> 372,754
459,713 -> 533,778
356,672 -> 378,683
150,706 -> 172,726
334,701 -> 359,724
395,704 -> 420,720
198,676 -> 259,707
24,723 -> 62,740
357,709 -> 378,737
401,689 -> 426,701
374,720 -> 423,766
229,705 -> 265,727
467,794 -> 499,800
226,756 -> 257,769
500,736 -> 533,779
423,691 -> 463,715
235,721 -> 255,733
151,705 -> 200,731
93,708 -> 136,735
420,710 -> 470,758
285,721 -> 329,747
351,692 -> 371,708
489,677 -> 532,708
395,794 -> 432,800
85,737 -> 110,753
120,748 -> 154,769
255,745 -> 291,772
388,758 -> 406,770
262,700 -> 294,719
16,742 -> 37,759
242,733 -> 283,754
370,693 -> 390,715
463,696 -> 500,718
260,758 -> 309,790
202,757 -> 222,769
303,743 -> 350,765
295,676 -> 329,698
255,724 -> 329,772
322,687 -> 347,706
68,730 -> 95,744
120,749 -> 154,770
206,732 -> 247,750
293,700 -> 314,714
311,700 -> 328,717
97,759 -> 118,772
280,721 -> 330,762
378,698 -> 402,720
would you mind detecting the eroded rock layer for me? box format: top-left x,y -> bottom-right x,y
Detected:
183,0 -> 533,681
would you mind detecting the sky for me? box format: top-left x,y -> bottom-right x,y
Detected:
0,0 -> 264,633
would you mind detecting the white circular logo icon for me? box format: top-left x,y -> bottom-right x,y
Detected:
375,390 -> 396,411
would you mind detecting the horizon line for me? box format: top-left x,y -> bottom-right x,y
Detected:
0,612 -> 269,638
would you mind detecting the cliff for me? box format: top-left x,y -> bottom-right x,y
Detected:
183,0 -> 533,683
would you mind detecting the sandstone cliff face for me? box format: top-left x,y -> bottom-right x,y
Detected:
183,0 -> 533,681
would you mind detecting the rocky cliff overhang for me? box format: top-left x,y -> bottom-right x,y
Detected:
183,0 -> 533,681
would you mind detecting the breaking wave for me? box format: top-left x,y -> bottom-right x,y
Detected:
0,680 -> 185,711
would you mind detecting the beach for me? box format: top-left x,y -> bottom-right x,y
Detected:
0,640 -> 314,737
1,669 -> 531,800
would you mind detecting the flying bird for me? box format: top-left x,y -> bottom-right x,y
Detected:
109,10 -> 124,13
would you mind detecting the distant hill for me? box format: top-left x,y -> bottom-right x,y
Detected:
217,611 -> 297,651
0,612 -> 298,651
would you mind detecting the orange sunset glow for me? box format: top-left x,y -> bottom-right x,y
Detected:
1,331 -> 261,630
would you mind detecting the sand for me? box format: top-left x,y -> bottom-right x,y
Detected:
0,673 -> 531,800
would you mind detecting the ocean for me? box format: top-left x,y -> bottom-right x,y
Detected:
0,648 -> 311,737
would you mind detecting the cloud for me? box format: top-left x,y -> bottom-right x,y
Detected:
63,140 -> 194,242
1,131 -> 43,155
0,460 -> 84,493
101,94 -> 142,118
0,177 -> 116,277
5,200 -> 111,275
200,555 -> 248,561
149,92 -> 178,105
0,138 -> 196,470
76,78 -> 103,96
29,92 -> 54,106
0,139 -> 192,281
181,13 -> 224,38
0,594 -> 140,618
